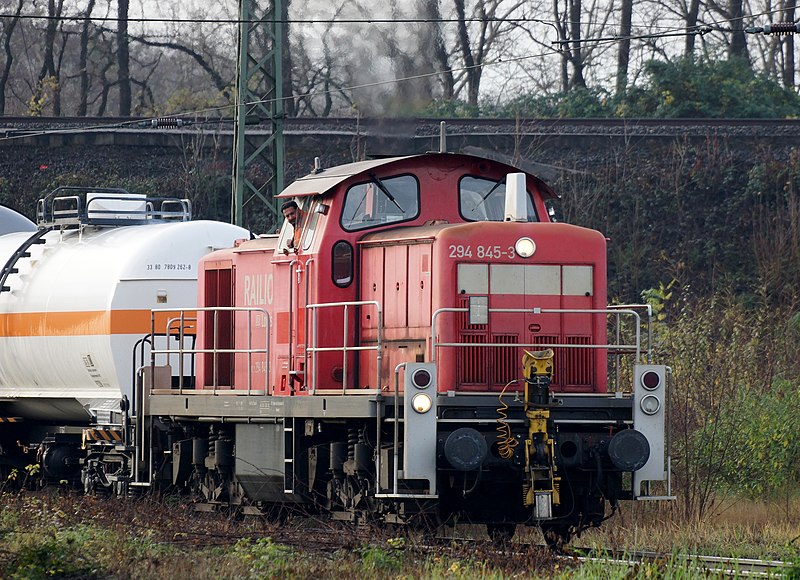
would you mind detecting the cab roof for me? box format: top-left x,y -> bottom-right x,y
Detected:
277,153 -> 558,200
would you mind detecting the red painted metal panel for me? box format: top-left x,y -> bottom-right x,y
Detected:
384,245 -> 408,329
407,244 -> 432,330
360,247 -> 383,331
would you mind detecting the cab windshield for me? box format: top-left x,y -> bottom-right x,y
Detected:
459,176 -> 538,222
341,174 -> 419,231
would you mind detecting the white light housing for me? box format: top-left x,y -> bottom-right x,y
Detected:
640,394 -> 661,415
411,393 -> 433,414
515,237 -> 536,258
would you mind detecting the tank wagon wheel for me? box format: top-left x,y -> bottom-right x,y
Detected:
486,523 -> 517,545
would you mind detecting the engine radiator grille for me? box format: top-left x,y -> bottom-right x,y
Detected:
456,332 -> 518,387
455,299 -> 595,391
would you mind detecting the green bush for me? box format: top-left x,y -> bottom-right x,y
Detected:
5,525 -> 107,579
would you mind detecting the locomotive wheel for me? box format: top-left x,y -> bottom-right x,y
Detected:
540,523 -> 572,551
486,523 -> 516,544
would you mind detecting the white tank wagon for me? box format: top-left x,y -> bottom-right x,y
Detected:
0,188 -> 249,422
0,205 -> 35,236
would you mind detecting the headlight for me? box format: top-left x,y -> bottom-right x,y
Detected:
411,393 -> 433,414
640,394 -> 661,415
515,237 -> 536,258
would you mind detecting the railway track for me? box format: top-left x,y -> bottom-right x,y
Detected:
571,548 -> 796,577
1,115 -> 800,141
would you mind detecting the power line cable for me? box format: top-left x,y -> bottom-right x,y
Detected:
0,47 -> 567,143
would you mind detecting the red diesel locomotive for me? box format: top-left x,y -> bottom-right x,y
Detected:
2,152 -> 671,544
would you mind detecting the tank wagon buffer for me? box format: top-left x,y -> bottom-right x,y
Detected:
0,187 -> 249,488
138,152 -> 672,543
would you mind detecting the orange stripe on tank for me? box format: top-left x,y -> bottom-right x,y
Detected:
0,310 -> 197,337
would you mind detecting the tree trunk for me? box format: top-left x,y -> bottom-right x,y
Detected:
0,0 -> 24,115
454,0 -> 480,106
684,0 -> 700,55
727,0 -> 748,61
420,0 -> 454,99
554,0 -> 569,91
33,0 -> 64,115
569,0 -> 586,89
782,0 -> 795,88
117,0 -> 131,116
78,0 -> 96,116
615,0 -> 633,96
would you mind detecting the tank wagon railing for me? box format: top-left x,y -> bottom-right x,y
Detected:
36,186 -> 192,227
305,300 -> 383,395
431,305 -> 654,394
144,307 -> 270,395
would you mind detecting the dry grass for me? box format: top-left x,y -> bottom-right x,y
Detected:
576,498 -> 800,560
1,490 -> 798,578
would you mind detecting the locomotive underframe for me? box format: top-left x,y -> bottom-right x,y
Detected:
141,391 -> 637,538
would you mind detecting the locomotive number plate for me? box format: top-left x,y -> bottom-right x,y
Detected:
448,244 -> 516,260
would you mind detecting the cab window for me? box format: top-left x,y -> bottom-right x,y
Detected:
341,174 -> 419,231
278,198 -> 316,252
459,176 -> 538,222
301,200 -> 321,251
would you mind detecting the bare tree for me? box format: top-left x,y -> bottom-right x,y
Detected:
706,0 -> 750,62
31,0 -> 65,115
128,35 -> 231,98
418,0 -> 454,99
0,0 -> 24,115
616,0 -> 634,95
451,0 -> 528,106
77,0 -> 97,116
117,0 -> 131,115
684,0 -> 702,55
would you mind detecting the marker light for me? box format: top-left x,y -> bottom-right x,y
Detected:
411,393 -> 433,414
412,368 -> 432,389
640,370 -> 661,390
515,237 -> 536,258
640,394 -> 661,415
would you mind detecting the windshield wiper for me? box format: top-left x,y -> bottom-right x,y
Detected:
369,172 -> 404,213
474,179 -> 505,210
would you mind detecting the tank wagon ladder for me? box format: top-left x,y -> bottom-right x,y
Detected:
0,226 -> 54,293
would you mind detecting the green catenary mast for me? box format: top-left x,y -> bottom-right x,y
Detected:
232,0 -> 285,231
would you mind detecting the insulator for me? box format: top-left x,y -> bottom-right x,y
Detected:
150,117 -> 185,128
765,22 -> 799,35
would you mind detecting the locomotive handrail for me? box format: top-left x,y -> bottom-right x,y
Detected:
608,303 -> 654,365
432,306 -> 644,358
306,300 -> 383,395
147,307 -> 270,395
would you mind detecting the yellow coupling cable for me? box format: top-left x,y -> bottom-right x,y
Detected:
496,379 -> 518,459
